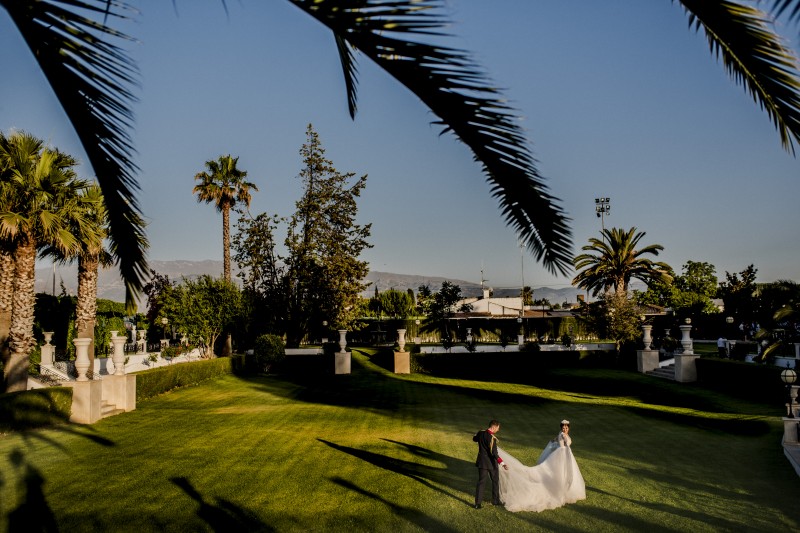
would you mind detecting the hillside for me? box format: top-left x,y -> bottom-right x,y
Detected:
36,261 -> 584,309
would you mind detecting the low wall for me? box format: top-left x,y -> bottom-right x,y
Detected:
420,343 -> 615,354
93,348 -> 205,375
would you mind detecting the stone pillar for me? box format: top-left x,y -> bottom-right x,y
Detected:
642,325 -> 653,350
637,350 -> 659,374
397,329 -> 407,353
783,417 -> 799,445
795,343 -> 800,359
335,330 -> 350,374
111,332 -> 127,376
679,324 -> 693,354
40,331 -> 55,366
63,380 -> 103,424
674,354 -> 700,383
394,329 -> 409,374
517,334 -> 524,346
73,337 -> 92,381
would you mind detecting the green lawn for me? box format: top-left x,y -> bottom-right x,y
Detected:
1,351 -> 798,532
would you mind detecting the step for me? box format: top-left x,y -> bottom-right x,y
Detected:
647,365 -> 676,380
100,401 -> 124,418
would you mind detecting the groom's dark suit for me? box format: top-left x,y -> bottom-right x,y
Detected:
473,428 -> 502,506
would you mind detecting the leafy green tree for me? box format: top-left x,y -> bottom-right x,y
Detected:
585,292 -> 643,351
143,269 -> 174,332
232,212 -> 284,341
232,125 -> 371,346
0,131 -> 88,391
636,261 -> 718,315
193,155 -> 258,283
573,227 -> 673,297
159,275 -> 242,358
425,281 -> 472,338
718,264 -> 759,325
375,289 -> 414,318
282,125 -> 372,345
416,284 -> 433,316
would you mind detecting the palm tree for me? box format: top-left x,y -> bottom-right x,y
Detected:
193,155 -> 257,282
41,184 -> 110,368
572,227 -> 673,297
0,131 -> 88,391
3,1 -> 800,296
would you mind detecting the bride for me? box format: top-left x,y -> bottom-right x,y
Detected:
497,420 -> 586,512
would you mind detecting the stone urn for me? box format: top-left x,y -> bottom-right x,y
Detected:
641,324 -> 652,350
335,330 -> 351,374
111,332 -> 127,376
397,329 -> 407,352
679,324 -> 693,354
73,337 -> 93,381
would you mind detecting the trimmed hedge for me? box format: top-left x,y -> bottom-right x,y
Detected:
696,358 -> 786,404
0,387 -> 73,432
136,355 -> 248,402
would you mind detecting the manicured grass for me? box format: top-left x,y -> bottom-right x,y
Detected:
1,351 -> 798,532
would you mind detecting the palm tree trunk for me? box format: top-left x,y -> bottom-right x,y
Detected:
0,248 -> 14,379
222,204 -> 231,282
5,234 -> 37,392
222,204 -> 233,356
76,254 -> 99,369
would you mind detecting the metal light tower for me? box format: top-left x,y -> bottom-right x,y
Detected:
595,197 -> 611,233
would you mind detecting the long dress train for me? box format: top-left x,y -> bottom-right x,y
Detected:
497,436 -> 586,512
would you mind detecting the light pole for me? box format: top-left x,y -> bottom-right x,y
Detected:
595,197 -> 611,234
782,365 -> 797,418
161,317 -> 168,342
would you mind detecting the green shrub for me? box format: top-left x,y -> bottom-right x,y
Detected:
136,356 -> 247,401
696,357 -> 785,404
253,334 -> 286,372
0,387 -> 72,432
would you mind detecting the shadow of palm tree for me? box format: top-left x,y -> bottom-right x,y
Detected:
170,476 -> 272,532
7,449 -> 59,532
330,476 -> 460,532
318,438 -> 473,506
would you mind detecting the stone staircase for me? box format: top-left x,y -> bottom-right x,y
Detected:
100,400 -> 125,419
647,363 -> 676,380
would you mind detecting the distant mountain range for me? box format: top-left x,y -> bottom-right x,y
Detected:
36,260 -> 585,310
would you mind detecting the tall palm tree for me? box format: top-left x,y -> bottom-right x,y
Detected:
0,131 -> 88,391
41,183 -> 110,368
2,1 -> 800,296
572,227 -> 673,297
193,155 -> 257,283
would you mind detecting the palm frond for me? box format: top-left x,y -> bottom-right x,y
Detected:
290,0 -> 573,274
773,0 -> 800,24
678,0 -> 800,154
1,0 -> 149,301
335,34 -> 360,119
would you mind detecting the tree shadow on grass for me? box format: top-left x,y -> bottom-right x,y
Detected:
318,439 -> 474,506
251,351 -> 773,441
329,476 -> 461,532
170,476 -> 272,532
6,449 -> 59,533
583,485 -> 771,532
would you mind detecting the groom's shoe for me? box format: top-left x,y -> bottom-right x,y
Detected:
492,500 -> 501,506
473,504 -> 482,509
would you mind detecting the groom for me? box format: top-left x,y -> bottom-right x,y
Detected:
473,419 -> 508,509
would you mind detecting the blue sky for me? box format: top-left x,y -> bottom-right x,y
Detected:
1,1 -> 799,292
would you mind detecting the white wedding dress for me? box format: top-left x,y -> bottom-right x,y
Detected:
498,432 -> 586,512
